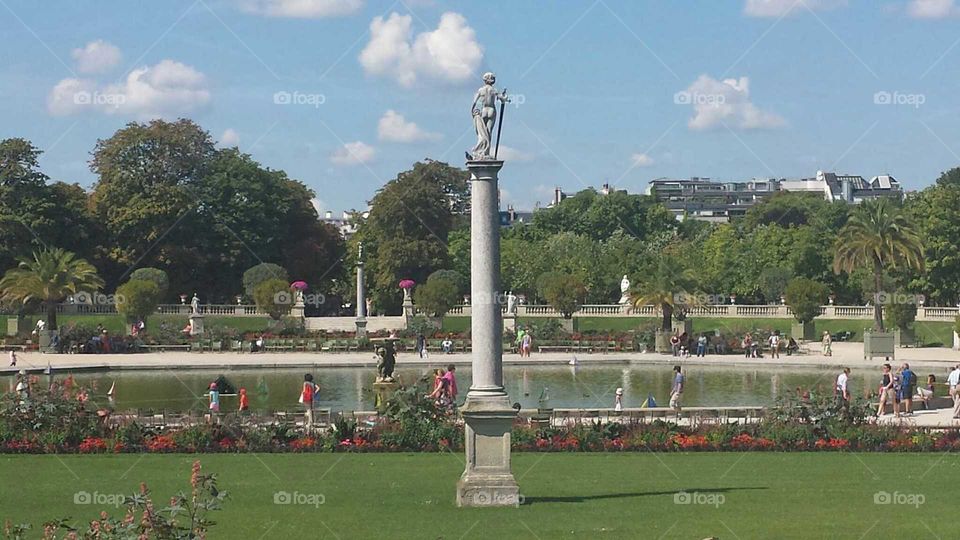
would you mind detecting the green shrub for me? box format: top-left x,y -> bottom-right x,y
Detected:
243,263 -> 289,298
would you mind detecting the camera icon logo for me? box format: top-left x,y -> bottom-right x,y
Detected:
73,91 -> 92,105
273,291 -> 292,305
673,491 -> 692,504
74,491 -> 92,504
273,91 -> 292,105
873,91 -> 892,105
273,491 -> 292,505
673,91 -> 692,105
874,491 -> 891,505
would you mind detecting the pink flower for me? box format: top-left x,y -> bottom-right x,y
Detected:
399,279 -> 415,289
290,281 -> 308,290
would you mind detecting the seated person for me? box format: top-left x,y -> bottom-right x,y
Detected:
785,337 -> 799,355
917,374 -> 936,409
441,338 -> 454,353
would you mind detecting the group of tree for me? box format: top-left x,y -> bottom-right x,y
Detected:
0,120 -> 346,307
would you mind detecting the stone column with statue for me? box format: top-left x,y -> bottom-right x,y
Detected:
457,72 -> 520,508
355,242 -> 367,338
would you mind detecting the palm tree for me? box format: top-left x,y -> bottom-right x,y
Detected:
630,255 -> 701,332
833,198 -> 924,331
0,248 -> 104,331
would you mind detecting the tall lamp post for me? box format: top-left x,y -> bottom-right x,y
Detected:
355,242 -> 367,337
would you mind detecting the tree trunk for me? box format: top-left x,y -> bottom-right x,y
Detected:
46,302 -> 58,331
872,260 -> 884,332
661,303 -> 673,332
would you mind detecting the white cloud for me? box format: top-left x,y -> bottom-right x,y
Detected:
241,0 -> 363,18
71,40 -> 121,74
631,153 -> 654,167
743,0 -> 846,17
497,145 -> 533,162
48,59 -> 211,119
359,12 -> 483,87
679,74 -> 785,131
220,128 -> 241,147
330,141 -> 375,165
907,0 -> 960,18
377,109 -> 440,142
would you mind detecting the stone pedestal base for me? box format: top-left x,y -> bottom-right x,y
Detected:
372,381 -> 398,413
189,314 -> 205,336
355,318 -> 367,338
503,314 -> 517,335
456,395 -> 520,507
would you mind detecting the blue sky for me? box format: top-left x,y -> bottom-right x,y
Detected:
3,0 -> 960,213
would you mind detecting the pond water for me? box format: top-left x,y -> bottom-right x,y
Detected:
3,363 -> 889,413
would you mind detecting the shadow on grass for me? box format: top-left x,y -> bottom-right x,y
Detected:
523,486 -> 768,505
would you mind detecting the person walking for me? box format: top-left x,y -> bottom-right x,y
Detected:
416,334 -> 428,359
948,364 -> 960,419
670,333 -> 681,357
238,388 -> 249,413
877,364 -> 896,417
300,374 -> 320,433
768,331 -> 781,359
696,334 -> 707,357
614,387 -> 624,412
207,382 -> 220,424
669,365 -> 685,411
442,364 -> 458,405
822,331 -> 832,356
521,331 -> 532,357
8,350 -> 16,367
898,363 -> 915,415
835,367 -> 850,411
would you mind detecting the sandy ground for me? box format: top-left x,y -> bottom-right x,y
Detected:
2,341 -> 958,374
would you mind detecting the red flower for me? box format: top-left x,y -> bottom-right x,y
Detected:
146,435 -> 177,452
78,437 -> 107,454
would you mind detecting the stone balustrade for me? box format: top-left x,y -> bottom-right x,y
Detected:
20,302 -> 960,323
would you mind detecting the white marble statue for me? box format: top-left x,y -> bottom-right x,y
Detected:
618,275 -> 631,304
506,291 -> 518,314
190,293 -> 200,314
468,72 -> 510,160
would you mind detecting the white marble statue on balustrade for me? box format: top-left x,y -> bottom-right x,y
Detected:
190,293 -> 200,314
618,275 -> 630,304
506,291 -> 517,315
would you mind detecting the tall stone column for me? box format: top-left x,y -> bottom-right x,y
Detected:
355,260 -> 367,337
456,160 -> 520,507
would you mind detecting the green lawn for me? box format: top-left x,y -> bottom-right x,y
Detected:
1,452 -> 957,539
18,314 -> 274,336
446,316 -> 955,345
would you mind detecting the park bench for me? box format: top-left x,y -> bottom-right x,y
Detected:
142,344 -> 190,352
0,343 -> 27,352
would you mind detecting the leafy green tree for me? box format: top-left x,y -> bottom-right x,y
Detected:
413,273 -> 460,317
833,198 -> 924,331
784,277 -> 829,324
129,268 -> 170,299
253,278 -> 293,320
352,161 -> 462,314
537,271 -> 587,319
885,296 -> 917,332
243,263 -> 289,298
905,171 -> 960,304
630,255 -> 700,331
0,248 -> 104,330
115,279 -> 160,323
759,267 -> 793,304
427,269 -> 466,295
